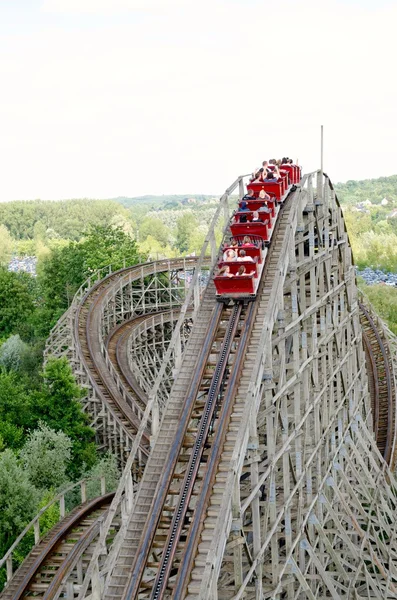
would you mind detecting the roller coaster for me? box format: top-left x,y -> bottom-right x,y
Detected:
2,169 -> 397,599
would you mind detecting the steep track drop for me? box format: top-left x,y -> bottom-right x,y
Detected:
104,189 -> 294,600
128,302 -> 250,598
104,282 -> 220,600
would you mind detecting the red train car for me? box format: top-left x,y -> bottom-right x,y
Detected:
247,181 -> 284,201
238,198 -> 276,218
214,274 -> 256,296
214,160 -> 300,300
230,220 -> 270,242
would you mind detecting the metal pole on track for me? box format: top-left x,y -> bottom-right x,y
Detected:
321,124 -> 324,174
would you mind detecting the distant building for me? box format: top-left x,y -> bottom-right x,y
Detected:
353,203 -> 370,213
381,198 -> 389,206
8,256 -> 37,276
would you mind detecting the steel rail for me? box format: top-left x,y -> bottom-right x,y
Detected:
73,177 -> 247,600
84,285 -> 150,437
74,305 -> 216,600
42,520 -> 102,600
146,175 -> 248,415
173,300 -> 256,600
74,266 -> 153,451
150,303 -> 243,599
107,314 -> 162,406
0,476 -> 105,577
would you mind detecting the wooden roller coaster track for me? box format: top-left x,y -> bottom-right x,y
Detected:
3,171 -> 397,600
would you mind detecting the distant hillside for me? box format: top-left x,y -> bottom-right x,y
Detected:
335,175 -> 397,206
0,198 -> 129,241
114,195 -> 216,209
115,176 -> 397,210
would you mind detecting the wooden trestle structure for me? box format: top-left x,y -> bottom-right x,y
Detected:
3,171 -> 397,599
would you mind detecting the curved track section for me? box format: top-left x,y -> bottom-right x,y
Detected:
360,301 -> 397,467
76,271 -> 151,453
49,257 -> 209,467
107,311 -> 193,403
107,317 -> 150,407
0,494 -> 114,600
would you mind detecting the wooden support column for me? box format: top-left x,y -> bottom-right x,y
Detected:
231,482 -> 244,594
248,414 -> 263,599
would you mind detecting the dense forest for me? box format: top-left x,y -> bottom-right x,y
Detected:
335,175 -> 397,205
1,175 -> 397,583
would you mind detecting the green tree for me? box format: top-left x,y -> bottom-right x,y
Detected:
15,239 -> 36,256
85,453 -> 120,497
336,175 -> 397,206
343,210 -> 372,238
35,358 -> 96,477
175,213 -> 199,253
80,225 -> 141,273
139,217 -> 170,247
187,225 -> 208,255
0,335 -> 30,372
33,221 -> 47,241
0,225 -> 13,266
374,220 -> 393,235
110,213 -> 136,237
0,199 -> 133,241
0,357 -> 96,464
0,450 -> 39,558
0,269 -> 35,338
20,423 -> 72,490
361,232 -> 397,272
38,241 -> 85,310
0,371 -> 35,449
138,236 -> 175,260
39,225 -> 142,312
7,490 -> 60,582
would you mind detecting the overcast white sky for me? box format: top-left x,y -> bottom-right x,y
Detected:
0,0 -> 396,201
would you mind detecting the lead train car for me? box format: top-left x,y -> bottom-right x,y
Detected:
214,163 -> 301,301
